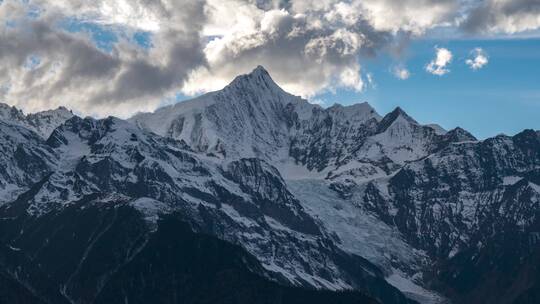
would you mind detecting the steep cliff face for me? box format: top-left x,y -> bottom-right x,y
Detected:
363,130 -> 540,259
361,130 -> 540,303
131,66 -> 303,160
0,120 -> 57,202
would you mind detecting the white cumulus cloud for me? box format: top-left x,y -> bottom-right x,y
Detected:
466,47 -> 489,70
426,47 -> 453,76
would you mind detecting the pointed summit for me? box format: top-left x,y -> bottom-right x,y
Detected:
445,127 -> 476,142
377,107 -> 418,133
252,65 -> 271,77
0,102 -> 25,122
390,107 -> 416,122
227,65 -> 282,93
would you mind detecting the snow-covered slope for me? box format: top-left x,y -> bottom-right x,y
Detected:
131,66 -> 312,160
364,130 -> 540,259
0,120 -> 57,202
0,114 -> 412,304
132,67 -> 474,185
126,67 -> 484,303
0,103 -> 73,138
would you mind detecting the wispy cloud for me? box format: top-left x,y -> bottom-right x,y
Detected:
392,66 -> 411,80
308,98 -> 326,106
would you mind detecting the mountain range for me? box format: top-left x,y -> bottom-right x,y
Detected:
1,66 -> 539,304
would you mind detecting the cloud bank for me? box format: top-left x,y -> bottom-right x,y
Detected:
0,0 -> 538,117
463,0 -> 540,34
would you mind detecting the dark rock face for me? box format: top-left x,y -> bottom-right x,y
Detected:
95,216 -> 380,304
0,195 -> 385,304
0,120 -> 57,203
0,103 -> 73,139
225,158 -> 321,235
383,131 -> 539,257
362,130 -> 540,302
289,104 -> 381,171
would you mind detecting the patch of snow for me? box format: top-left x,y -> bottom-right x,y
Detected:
275,160 -> 328,180
287,179 -> 423,274
7,244 -> 21,251
425,124 -> 447,135
129,197 -> 170,226
55,131 -> 91,168
503,176 -> 522,186
529,182 -> 540,193
386,271 -> 447,304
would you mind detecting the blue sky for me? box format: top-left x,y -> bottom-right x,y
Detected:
315,38 -> 540,139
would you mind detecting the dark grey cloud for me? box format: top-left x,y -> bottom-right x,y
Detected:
0,0 -> 207,116
463,0 -> 540,34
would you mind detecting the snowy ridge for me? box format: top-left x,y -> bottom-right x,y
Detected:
362,129 -> 540,259
131,66 -> 311,160
0,119 -> 57,203
132,67 -> 475,185
0,103 -> 73,138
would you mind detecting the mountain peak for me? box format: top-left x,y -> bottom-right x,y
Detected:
52,105 -> 72,114
0,103 -> 25,121
377,106 -> 418,133
227,65 -> 281,92
391,106 -> 408,117
439,127 -> 477,144
389,107 -> 417,123
327,102 -> 382,122
252,65 -> 270,76
0,102 -> 12,110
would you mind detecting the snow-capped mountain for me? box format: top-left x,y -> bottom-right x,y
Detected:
0,66 -> 539,304
129,66 -> 540,304
0,104 -> 73,202
0,113 -> 412,304
363,130 -> 540,303
364,130 -> 540,258
131,66 -> 303,160
130,66 -> 472,183
0,120 -> 57,202
0,103 -> 74,138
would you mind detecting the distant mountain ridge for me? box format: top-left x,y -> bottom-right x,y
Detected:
131,66 -> 474,175
0,103 -> 73,138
